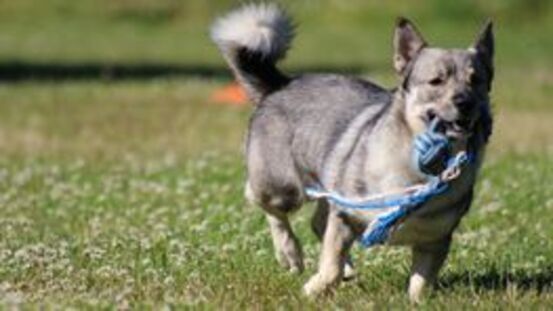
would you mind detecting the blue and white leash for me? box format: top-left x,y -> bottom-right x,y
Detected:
305,121 -> 473,248
305,151 -> 469,247
305,151 -> 469,209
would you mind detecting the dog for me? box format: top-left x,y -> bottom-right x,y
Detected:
211,4 -> 493,302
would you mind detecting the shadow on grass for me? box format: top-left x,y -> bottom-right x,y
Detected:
440,266 -> 553,294
0,61 -> 377,82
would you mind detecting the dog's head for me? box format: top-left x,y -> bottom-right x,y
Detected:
394,18 -> 494,143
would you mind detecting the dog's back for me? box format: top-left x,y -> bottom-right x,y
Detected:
256,74 -> 391,173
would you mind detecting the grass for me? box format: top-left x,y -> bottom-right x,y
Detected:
0,0 -> 552,309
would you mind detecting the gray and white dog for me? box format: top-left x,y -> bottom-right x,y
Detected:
211,4 -> 493,301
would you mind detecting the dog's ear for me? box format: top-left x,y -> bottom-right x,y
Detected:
393,17 -> 427,75
472,20 -> 494,79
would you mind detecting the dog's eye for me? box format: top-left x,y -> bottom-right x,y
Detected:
428,77 -> 444,86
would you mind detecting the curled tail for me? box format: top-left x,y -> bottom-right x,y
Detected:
210,4 -> 294,103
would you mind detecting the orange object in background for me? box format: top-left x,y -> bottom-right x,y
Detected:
210,82 -> 248,106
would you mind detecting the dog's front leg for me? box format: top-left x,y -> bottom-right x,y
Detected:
408,237 -> 451,303
304,208 -> 355,296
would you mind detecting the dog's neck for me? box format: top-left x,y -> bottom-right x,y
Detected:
390,88 -> 416,138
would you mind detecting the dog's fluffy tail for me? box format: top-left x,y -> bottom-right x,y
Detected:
211,4 -> 294,103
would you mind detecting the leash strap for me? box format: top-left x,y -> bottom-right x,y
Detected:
304,151 -> 470,247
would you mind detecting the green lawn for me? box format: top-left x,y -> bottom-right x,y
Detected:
0,0 -> 552,308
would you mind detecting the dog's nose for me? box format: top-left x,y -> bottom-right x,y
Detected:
425,109 -> 437,122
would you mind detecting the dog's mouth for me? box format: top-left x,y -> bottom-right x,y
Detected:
444,120 -> 471,139
424,112 -> 473,140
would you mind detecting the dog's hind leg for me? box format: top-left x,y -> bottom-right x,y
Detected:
311,201 -> 355,280
304,206 -> 356,296
245,113 -> 305,273
408,237 -> 451,303
246,178 -> 304,273
265,213 -> 304,273
245,175 -> 304,274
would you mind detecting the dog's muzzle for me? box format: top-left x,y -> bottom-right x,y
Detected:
425,109 -> 474,140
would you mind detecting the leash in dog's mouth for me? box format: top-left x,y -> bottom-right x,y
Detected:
425,111 -> 477,141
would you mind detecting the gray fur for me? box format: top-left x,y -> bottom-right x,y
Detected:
212,5 -> 494,302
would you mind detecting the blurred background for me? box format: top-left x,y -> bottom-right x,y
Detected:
0,0 -> 551,159
0,0 -> 552,308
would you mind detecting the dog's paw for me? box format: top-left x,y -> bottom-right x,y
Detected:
303,273 -> 338,297
288,263 -> 304,274
343,261 -> 356,281
408,273 -> 427,304
303,274 -> 325,297
275,250 -> 304,274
